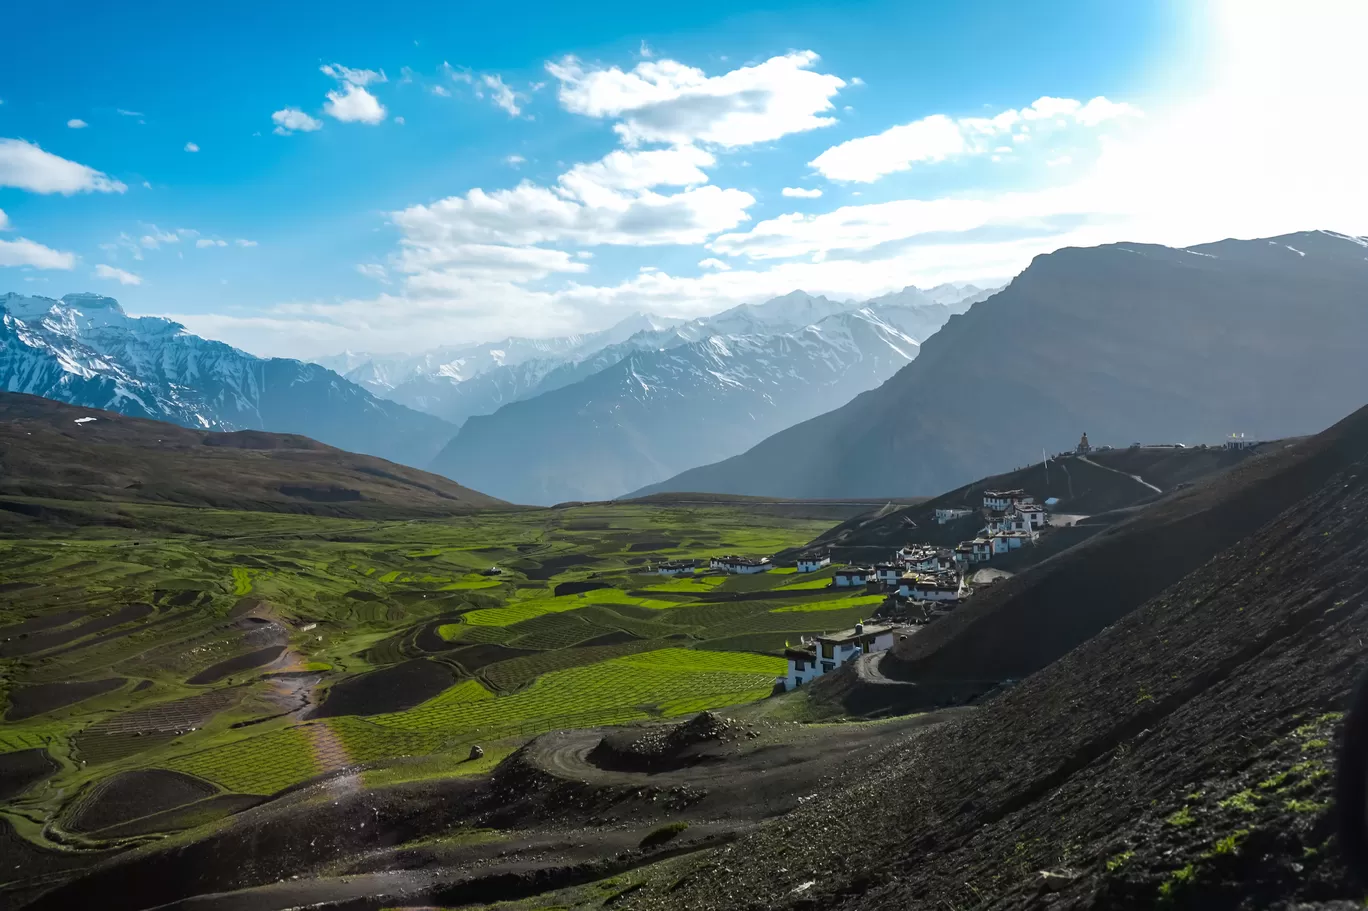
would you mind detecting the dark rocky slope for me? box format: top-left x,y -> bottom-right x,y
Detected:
618,403 -> 1368,910
0,392 -> 503,518
638,230 -> 1368,499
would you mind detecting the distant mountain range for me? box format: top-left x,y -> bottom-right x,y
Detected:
635,230 -> 1368,499
430,304 -> 928,504
0,293 -> 454,468
314,286 -> 992,431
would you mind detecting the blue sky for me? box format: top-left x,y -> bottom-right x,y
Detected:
1,0 -> 1362,357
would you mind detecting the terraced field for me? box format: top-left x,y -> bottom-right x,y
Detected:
0,497 -> 876,861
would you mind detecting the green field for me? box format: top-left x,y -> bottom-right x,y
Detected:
0,498 -> 879,843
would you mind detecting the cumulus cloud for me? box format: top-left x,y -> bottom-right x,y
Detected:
235,239 -> 258,247
698,257 -> 731,270
0,139 -> 126,194
0,208 -> 8,230
67,119 -> 88,129
810,95 -> 1141,182
94,263 -> 142,285
0,237 -> 76,269
393,146 -> 752,251
782,186 -> 823,198
506,154 -> 526,166
322,63 -> 388,124
184,142 -> 199,152
324,83 -> 387,124
272,107 -> 323,134
356,263 -> 388,281
196,238 -> 228,248
547,50 -> 845,147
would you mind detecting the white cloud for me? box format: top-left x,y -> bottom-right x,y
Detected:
356,263 -> 388,281
139,226 -> 183,249
506,154 -> 526,166
235,239 -> 257,247
394,116 -> 405,125
94,263 -> 142,285
782,186 -> 823,198
196,238 -> 228,248
0,139 -> 126,194
320,63 -> 389,125
810,95 -> 1141,182
184,142 -> 199,152
547,50 -> 846,147
324,83 -> 387,124
320,64 -> 386,87
393,146 -> 752,250
432,85 -> 452,97
0,237 -> 76,269
117,109 -> 143,118
0,209 -> 7,230
639,40 -> 655,59
698,257 -> 731,270
1046,154 -> 1072,167
481,74 -> 524,116
272,107 -> 323,135
67,119 -> 88,129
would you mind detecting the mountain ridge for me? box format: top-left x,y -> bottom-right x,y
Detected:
635,230 -> 1368,499
0,293 -> 456,469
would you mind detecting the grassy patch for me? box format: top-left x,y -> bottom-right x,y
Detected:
771,593 -> 885,613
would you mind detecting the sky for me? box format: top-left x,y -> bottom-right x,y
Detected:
1,0 -> 1365,358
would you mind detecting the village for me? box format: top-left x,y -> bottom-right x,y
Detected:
674,485 -> 1057,693
660,431 -> 1267,693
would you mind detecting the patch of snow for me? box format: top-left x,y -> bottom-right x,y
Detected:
73,417 -> 97,424
1286,245 -> 1306,257
1184,249 -> 1217,258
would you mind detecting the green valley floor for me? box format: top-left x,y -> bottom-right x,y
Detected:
0,499 -> 882,857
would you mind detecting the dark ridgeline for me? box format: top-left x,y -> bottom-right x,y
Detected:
0,392 -> 502,518
637,230 -> 1368,499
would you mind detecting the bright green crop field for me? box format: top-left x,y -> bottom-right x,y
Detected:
0,498 -> 881,847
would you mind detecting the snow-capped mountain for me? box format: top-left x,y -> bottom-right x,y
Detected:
0,293 -> 456,468
350,287 -> 983,429
315,312 -> 685,396
429,307 -> 927,504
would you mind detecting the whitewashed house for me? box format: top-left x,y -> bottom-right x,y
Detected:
796,554 -> 831,573
655,561 -> 695,576
935,507 -> 974,525
898,575 -> 963,602
784,622 -> 900,690
710,555 -> 771,574
873,563 -> 902,586
1011,502 -> 1047,530
832,566 -> 872,587
983,489 -> 1033,512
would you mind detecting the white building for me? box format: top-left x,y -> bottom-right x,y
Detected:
897,575 -> 963,602
710,555 -> 771,574
784,622 -> 900,690
934,507 -> 974,525
832,566 -> 871,587
872,563 -> 901,585
1012,502 -> 1047,530
796,555 -> 831,573
655,561 -> 695,576
983,489 -> 1033,512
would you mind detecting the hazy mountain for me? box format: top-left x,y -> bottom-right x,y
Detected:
429,307 -> 924,504
314,312 -> 684,396
634,230 -> 1368,499
0,293 -> 455,468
